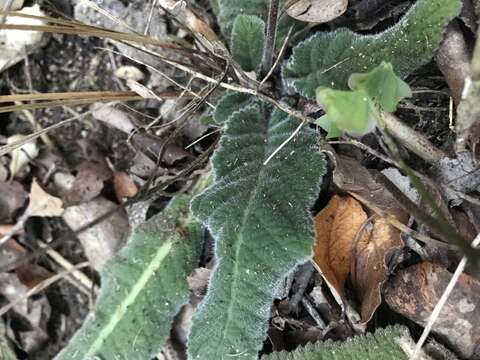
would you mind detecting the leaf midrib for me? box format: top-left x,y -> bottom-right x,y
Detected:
216,115 -> 271,358
84,240 -> 173,358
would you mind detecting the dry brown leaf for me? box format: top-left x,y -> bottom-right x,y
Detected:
113,171 -> 138,199
15,263 -> 52,289
0,181 -> 27,222
352,217 -> 403,323
66,160 -> 112,205
27,179 -> 64,217
286,0 -> 348,23
0,238 -> 26,271
313,195 -> 367,298
385,262 -> 480,358
313,192 -> 405,324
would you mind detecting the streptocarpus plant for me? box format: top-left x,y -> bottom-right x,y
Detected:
55,0 -> 461,358
316,61 -> 412,138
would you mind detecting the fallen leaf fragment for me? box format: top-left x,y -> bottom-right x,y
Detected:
66,160 -> 112,205
26,179 -> 63,217
7,135 -> 39,179
113,171 -> 138,198
352,217 -> 403,323
0,181 -> 27,222
114,65 -> 145,82
385,262 -> 480,358
0,239 -> 26,271
313,192 -> 405,324
63,197 -> 129,271
0,4 -> 45,73
286,0 -> 348,23
313,195 -> 367,298
15,263 -> 52,289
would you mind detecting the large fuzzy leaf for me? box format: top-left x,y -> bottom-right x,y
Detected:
213,0 -> 300,44
213,91 -> 255,124
188,105 -> 326,359
55,194 -> 202,360
282,0 -> 461,98
231,15 -> 265,72
262,326 -> 409,360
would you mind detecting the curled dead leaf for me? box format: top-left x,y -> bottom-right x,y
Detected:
352,217 -> 403,323
385,262 -> 480,358
286,0 -> 348,23
313,195 -> 367,299
313,194 -> 405,324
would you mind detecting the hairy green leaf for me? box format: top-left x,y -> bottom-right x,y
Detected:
55,195 -> 202,360
348,62 -> 412,112
283,0 -> 461,98
188,104 -> 326,359
214,91 -> 255,124
231,15 -> 265,72
262,326 -> 410,360
316,87 -> 378,137
213,0 -> 300,44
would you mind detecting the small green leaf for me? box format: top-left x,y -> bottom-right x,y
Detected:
188,104 -> 326,359
316,87 -> 378,136
262,326 -> 410,360
199,114 -> 216,126
348,62 -> 412,112
283,0 -> 461,98
214,91 -> 255,124
315,115 -> 343,139
231,15 -> 265,72
213,0 -> 301,45
55,194 -> 202,360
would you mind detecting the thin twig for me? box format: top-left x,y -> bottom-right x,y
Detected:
260,26 -> 293,87
410,232 -> 480,360
262,0 -> 280,75
263,120 -> 305,165
37,240 -> 96,293
185,128 -> 222,150
328,139 -> 398,166
0,262 -> 90,316
144,0 -> 158,35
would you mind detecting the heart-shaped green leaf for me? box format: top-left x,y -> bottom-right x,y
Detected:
348,62 -> 412,112
316,87 -> 378,137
